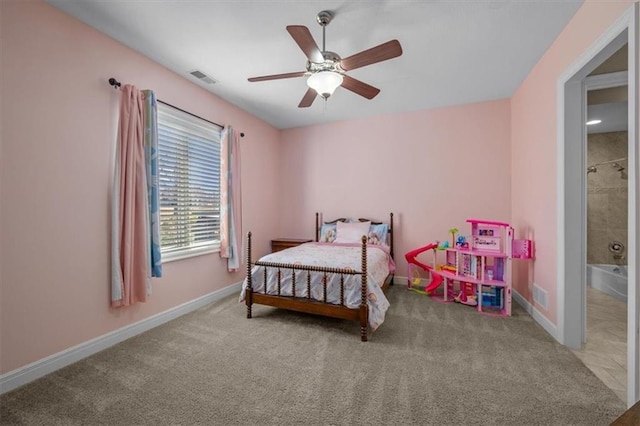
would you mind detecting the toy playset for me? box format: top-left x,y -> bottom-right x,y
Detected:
405,219 -> 533,316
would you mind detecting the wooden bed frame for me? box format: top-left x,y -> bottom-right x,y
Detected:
245,212 -> 394,342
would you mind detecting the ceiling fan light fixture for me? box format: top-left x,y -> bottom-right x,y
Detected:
307,71 -> 343,99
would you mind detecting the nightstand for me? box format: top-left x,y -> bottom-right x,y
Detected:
271,238 -> 313,253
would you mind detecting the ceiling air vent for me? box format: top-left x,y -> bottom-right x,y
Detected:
189,70 -> 217,85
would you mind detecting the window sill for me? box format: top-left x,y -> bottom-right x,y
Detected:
162,245 -> 220,263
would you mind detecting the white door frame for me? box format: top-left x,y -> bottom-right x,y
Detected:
557,3 -> 638,407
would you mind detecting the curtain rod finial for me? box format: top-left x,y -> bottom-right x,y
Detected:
108,78 -> 121,88
240,132 -> 245,138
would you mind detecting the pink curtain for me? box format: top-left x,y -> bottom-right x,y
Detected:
220,126 -> 242,271
111,85 -> 151,307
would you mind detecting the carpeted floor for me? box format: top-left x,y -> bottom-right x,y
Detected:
0,285 -> 626,425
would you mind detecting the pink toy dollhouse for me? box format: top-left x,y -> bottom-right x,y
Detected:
429,219 -> 533,316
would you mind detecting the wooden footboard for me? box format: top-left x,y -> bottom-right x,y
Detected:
245,233 -> 371,341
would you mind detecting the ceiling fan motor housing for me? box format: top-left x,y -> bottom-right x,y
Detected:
307,51 -> 343,73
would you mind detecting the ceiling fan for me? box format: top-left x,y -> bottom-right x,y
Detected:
247,10 -> 403,108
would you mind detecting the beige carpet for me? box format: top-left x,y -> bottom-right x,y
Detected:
0,285 -> 626,425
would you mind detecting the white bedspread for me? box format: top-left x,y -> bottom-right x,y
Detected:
239,242 -> 394,330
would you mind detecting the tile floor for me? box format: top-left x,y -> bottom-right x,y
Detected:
571,287 -> 627,402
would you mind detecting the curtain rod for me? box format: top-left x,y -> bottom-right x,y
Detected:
587,157 -> 627,168
108,77 -> 244,137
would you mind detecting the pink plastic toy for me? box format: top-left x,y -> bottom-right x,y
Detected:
405,243 -> 444,294
408,219 -> 534,317
453,282 -> 477,306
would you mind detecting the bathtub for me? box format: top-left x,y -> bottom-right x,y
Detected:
587,264 -> 628,302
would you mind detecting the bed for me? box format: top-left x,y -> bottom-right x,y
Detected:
240,213 -> 395,341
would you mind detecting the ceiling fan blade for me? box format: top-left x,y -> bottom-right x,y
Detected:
286,25 -> 324,63
298,88 -> 317,108
248,71 -> 306,82
341,75 -> 380,100
340,40 -> 403,71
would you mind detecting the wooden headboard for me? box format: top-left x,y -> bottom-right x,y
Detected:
315,212 -> 394,260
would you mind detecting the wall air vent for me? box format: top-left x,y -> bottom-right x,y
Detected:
532,283 -> 548,310
189,70 -> 217,85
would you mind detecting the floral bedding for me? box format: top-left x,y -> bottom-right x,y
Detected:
239,242 -> 395,330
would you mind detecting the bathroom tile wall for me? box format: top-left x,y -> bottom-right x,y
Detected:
587,131 -> 628,265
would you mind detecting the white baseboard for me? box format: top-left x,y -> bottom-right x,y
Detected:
393,275 -> 409,286
0,281 -> 243,395
513,289 -> 559,342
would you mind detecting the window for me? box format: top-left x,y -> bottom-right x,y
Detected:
157,102 -> 222,260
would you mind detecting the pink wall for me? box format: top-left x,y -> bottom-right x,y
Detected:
0,1 -> 281,373
511,0 -> 635,324
279,100 -> 512,277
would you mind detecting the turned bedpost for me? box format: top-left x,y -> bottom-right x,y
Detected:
389,212 -> 394,261
360,235 -> 368,342
315,212 -> 319,242
246,231 -> 253,319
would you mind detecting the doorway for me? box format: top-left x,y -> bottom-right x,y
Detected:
557,4 -> 638,407
574,64 -> 629,402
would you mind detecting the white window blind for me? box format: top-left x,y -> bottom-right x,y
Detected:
157,102 -> 222,260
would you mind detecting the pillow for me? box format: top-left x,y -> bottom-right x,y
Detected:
319,223 -> 337,243
367,223 -> 389,246
334,221 -> 371,244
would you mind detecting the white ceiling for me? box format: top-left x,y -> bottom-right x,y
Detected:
46,0 -> 584,130
588,102 -> 628,134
